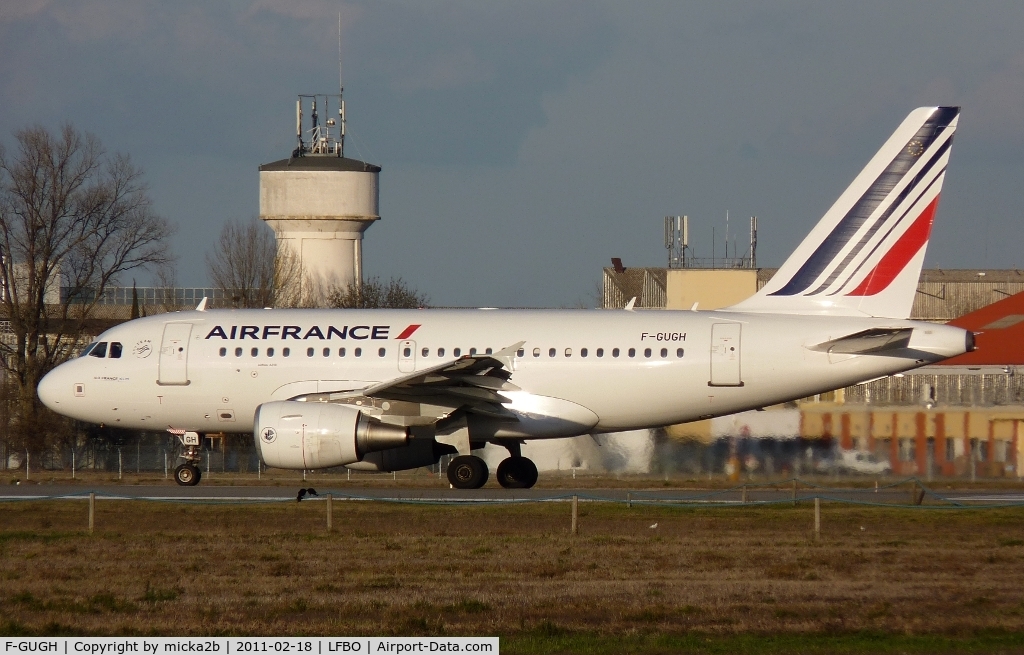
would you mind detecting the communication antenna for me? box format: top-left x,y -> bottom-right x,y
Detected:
338,11 -> 346,156
749,216 -> 758,268
665,215 -> 688,268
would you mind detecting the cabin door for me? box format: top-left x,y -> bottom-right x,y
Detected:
159,323 -> 193,385
709,323 -> 743,387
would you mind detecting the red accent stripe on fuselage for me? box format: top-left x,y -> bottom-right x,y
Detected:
396,324 -> 421,339
846,195 -> 940,297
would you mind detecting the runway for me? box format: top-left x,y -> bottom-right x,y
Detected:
3,483 -> 1024,505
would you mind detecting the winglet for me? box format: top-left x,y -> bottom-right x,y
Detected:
196,297 -> 208,312
624,297 -> 636,311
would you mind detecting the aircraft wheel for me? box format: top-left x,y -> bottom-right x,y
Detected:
497,456 -> 539,489
447,455 -> 488,489
174,464 -> 201,486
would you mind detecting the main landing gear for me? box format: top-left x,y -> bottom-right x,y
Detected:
496,456 -> 538,489
445,454 -> 539,489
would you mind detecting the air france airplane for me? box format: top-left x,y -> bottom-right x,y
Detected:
38,107 -> 973,489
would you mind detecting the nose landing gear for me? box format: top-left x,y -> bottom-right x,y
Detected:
174,463 -> 201,486
168,430 -> 204,486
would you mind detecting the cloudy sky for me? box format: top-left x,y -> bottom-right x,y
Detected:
2,1 -> 1023,307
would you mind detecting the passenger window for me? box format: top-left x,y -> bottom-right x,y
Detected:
612,348 -> 620,357
533,348 -> 540,357
676,348 -> 684,358
323,348 -> 330,357
283,348 -> 291,357
485,347 -> 493,355
438,347 -> 445,357
404,347 -> 412,357
548,348 -> 556,358
517,348 -> 525,357
355,347 -> 362,357
660,348 -> 668,358
378,348 -> 386,357
339,347 -> 346,357
267,347 -> 275,357
454,348 -> 461,357
306,347 -> 314,357
421,347 -> 429,357
90,342 -> 107,358
80,343 -> 97,357
581,348 -> 588,358
219,347 -> 227,357
596,348 -> 604,357
235,347 -> 243,357
470,347 -> 477,355
628,348 -> 636,358
644,348 -> 651,358
564,348 -> 572,357
109,342 -> 123,358
251,348 -> 259,357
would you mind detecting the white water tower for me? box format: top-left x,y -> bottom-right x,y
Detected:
259,93 -> 380,302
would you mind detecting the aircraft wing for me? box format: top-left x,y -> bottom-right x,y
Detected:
809,328 -> 914,355
361,341 -> 525,420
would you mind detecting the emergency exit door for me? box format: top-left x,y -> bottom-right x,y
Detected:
709,323 -> 743,387
159,323 -> 192,385
398,340 -> 416,373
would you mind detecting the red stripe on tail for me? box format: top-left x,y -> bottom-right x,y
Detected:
847,195 -> 940,297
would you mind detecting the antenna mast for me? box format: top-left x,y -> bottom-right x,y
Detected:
338,11 -> 346,157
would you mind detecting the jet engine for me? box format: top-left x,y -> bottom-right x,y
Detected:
254,401 -> 408,470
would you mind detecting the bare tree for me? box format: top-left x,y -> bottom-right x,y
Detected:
0,124 -> 174,453
327,276 -> 429,309
206,218 -> 301,308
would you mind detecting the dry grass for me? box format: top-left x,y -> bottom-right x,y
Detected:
2,499 -> 1024,650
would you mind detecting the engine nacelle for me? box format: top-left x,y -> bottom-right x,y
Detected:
254,401 -> 408,470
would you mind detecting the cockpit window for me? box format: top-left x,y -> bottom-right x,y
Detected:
89,342 -> 108,358
109,342 -> 123,358
80,343 -> 97,358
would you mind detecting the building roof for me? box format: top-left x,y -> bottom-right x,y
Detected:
259,156 -> 381,173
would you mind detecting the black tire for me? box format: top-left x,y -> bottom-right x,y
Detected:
496,456 -> 539,489
447,455 -> 489,489
174,464 -> 201,486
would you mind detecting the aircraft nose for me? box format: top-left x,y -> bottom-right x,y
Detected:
37,367 -> 67,412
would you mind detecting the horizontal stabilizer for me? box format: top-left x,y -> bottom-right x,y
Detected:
809,328 -> 913,355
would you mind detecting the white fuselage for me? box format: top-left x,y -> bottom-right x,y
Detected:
38,308 -> 969,437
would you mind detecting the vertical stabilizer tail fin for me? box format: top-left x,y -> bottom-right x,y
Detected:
728,106 -> 959,318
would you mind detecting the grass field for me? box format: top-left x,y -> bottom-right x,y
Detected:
2,497 -> 1024,653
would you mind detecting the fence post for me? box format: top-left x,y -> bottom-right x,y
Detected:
741,485 -> 747,504
792,479 -> 797,506
571,495 -> 579,535
72,450 -> 76,480
118,448 -> 122,480
327,493 -> 333,532
814,496 -> 820,542
164,451 -> 168,479
88,493 -> 95,533
25,451 -> 29,481
627,492 -> 632,509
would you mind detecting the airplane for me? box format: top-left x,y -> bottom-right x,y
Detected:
37,106 -> 973,489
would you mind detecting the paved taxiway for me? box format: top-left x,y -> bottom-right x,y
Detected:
2,484 -> 1023,505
